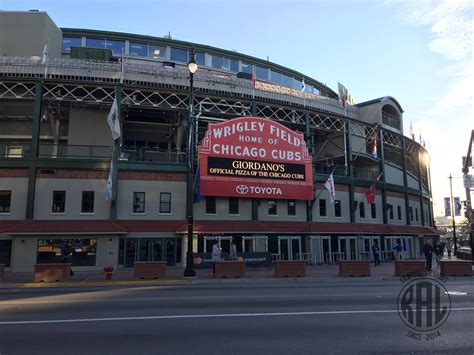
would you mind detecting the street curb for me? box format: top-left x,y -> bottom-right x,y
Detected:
0,279 -> 191,288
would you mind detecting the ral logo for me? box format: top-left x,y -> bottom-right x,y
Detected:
236,185 -> 249,195
397,277 -> 451,333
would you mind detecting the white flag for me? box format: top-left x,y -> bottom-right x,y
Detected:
324,173 -> 336,203
107,98 -> 121,140
41,43 -> 48,64
106,160 -> 113,201
301,78 -> 306,93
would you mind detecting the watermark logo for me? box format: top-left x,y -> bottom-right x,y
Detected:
398,276 -> 451,341
235,185 -> 249,195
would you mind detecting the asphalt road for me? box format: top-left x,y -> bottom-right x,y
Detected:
0,278 -> 473,355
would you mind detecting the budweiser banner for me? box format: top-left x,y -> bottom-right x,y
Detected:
198,116 -> 313,200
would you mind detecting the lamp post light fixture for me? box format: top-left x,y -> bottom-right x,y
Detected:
183,48 -> 198,278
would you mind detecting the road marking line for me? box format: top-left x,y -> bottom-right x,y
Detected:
1,307 -> 473,325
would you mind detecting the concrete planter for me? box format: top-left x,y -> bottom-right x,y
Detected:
394,260 -> 426,277
274,260 -> 306,277
134,261 -> 166,279
440,260 -> 472,277
214,261 -> 245,278
338,261 -> 370,277
34,263 -> 72,282
0,264 -> 4,281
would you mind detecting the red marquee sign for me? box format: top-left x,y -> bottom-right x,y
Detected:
198,116 -> 313,200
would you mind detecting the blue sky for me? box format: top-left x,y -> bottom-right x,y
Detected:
2,0 -> 472,217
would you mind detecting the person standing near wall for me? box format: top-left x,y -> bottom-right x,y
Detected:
423,240 -> 433,271
211,241 -> 221,274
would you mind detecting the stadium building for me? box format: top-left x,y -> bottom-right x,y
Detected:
0,11 -> 439,272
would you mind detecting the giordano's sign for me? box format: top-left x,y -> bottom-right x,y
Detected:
198,116 -> 313,200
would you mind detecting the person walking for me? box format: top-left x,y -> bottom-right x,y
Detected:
394,242 -> 403,260
434,242 -> 444,268
423,241 -> 433,271
372,242 -> 381,267
446,241 -> 452,258
211,241 -> 221,274
229,241 -> 237,261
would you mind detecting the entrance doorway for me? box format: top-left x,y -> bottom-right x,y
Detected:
278,236 -> 301,261
310,236 -> 332,264
338,237 -> 357,260
204,236 -> 233,254
121,238 -> 180,267
360,236 -> 381,261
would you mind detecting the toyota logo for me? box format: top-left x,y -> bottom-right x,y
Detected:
236,185 -> 249,194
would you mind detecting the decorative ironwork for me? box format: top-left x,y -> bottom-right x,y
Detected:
0,81 -> 36,99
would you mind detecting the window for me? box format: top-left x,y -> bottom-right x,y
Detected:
105,40 -> 125,55
211,55 -> 224,70
37,239 -> 97,266
160,192 -> 172,214
371,203 -> 376,219
86,38 -> 105,49
319,199 -> 327,217
81,191 -> 95,214
193,51 -> 205,65
334,200 -> 341,217
397,205 -> 402,220
271,70 -> 282,85
241,62 -> 253,74
62,37 -> 82,53
170,47 -> 188,62
0,240 -> 12,267
52,191 -> 66,213
229,59 -> 239,72
206,196 -> 216,214
149,45 -> 166,59
359,202 -> 365,218
287,200 -> 296,216
268,200 -> 277,215
409,207 -> 413,221
229,197 -> 239,215
281,74 -> 292,87
255,66 -> 268,80
133,192 -> 145,213
293,79 -> 302,91
129,42 -> 148,57
0,191 -> 11,213
415,208 -> 419,222
388,204 -> 394,220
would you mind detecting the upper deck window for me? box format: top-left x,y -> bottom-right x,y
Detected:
170,47 -> 187,62
105,40 -> 125,56
271,70 -> 282,85
255,66 -> 268,80
86,38 -> 106,49
130,42 -> 148,57
62,37 -> 82,53
241,62 -> 253,74
281,74 -> 292,88
149,45 -> 167,59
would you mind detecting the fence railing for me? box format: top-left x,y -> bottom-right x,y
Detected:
314,162 -> 347,176
0,56 -> 359,118
38,143 -> 112,160
120,148 -> 185,164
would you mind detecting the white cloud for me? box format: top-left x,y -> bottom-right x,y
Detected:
386,0 -> 473,214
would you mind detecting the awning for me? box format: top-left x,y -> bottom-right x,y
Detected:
0,220 -> 127,235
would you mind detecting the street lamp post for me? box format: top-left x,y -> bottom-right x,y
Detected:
449,173 -> 458,255
183,49 -> 198,278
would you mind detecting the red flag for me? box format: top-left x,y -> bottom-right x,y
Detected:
365,173 -> 382,204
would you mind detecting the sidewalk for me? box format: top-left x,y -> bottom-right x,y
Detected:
2,258 -> 471,288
